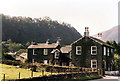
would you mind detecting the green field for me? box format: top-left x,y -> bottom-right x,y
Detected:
0,64 -> 53,80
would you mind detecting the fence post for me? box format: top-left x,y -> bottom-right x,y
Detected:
19,72 -> 20,79
51,69 -> 53,75
3,74 -> 5,81
42,70 -> 44,76
31,70 -> 33,78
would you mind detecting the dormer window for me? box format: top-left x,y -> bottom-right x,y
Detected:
33,49 -> 37,55
44,49 -> 48,55
76,46 -> 82,55
91,46 -> 97,55
55,51 -> 59,59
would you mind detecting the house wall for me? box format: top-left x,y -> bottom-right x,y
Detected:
28,48 -> 54,64
72,36 -> 103,69
102,46 -> 114,71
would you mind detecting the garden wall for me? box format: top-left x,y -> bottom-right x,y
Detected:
8,72 -> 98,81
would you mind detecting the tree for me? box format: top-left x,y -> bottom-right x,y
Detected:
8,43 -> 22,52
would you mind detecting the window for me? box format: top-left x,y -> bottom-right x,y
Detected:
91,60 -> 97,69
32,59 -> 37,63
44,60 -> 48,64
69,52 -> 72,59
55,51 -> 59,59
54,62 -> 59,66
107,48 -> 109,56
44,49 -> 48,55
33,49 -> 37,55
104,47 -> 106,55
91,46 -> 97,55
76,46 -> 82,55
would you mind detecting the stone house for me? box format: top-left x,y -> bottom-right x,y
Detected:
27,27 -> 114,71
71,27 -> 114,71
28,40 -> 71,66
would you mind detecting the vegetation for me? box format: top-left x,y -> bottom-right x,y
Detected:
2,39 -> 28,60
106,40 -> 120,70
2,14 -> 81,45
59,75 -> 103,81
0,64 -> 53,80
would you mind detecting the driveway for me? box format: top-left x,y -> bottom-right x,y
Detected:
87,76 -> 120,81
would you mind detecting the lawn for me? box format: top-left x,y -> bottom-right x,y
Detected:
0,64 -> 53,80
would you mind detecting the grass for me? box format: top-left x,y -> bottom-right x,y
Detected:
0,64 -> 54,80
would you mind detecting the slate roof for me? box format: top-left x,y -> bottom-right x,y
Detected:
20,53 -> 27,58
71,36 -> 114,48
60,45 -> 72,53
51,49 -> 60,53
28,43 -> 59,49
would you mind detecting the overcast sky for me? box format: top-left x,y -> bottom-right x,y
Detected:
0,0 -> 119,35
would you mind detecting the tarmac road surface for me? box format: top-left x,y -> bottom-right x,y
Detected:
87,76 -> 120,81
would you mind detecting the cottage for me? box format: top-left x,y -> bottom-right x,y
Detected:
16,53 -> 27,62
28,40 -> 71,66
71,27 -> 114,71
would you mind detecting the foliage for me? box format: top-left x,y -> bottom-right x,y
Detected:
106,40 -> 120,70
114,54 -> 120,70
17,49 -> 27,55
8,43 -> 22,52
58,75 -> 103,81
2,14 -> 81,45
2,53 -> 15,60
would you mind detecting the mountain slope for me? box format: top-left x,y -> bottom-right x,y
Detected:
93,26 -> 119,42
2,14 -> 81,44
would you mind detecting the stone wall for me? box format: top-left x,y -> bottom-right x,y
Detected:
8,72 -> 98,81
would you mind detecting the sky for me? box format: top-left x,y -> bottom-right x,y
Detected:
0,0 -> 119,35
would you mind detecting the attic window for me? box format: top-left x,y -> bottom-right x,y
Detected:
91,46 -> 97,55
33,49 -> 37,55
44,49 -> 48,55
76,46 -> 82,55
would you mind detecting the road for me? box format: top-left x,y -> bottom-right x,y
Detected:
87,76 -> 120,81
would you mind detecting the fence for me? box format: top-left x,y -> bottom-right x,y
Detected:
2,66 -> 103,81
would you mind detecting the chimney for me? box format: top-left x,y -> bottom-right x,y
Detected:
84,27 -> 89,36
46,39 -> 49,44
56,37 -> 61,45
31,41 -> 37,45
97,33 -> 102,39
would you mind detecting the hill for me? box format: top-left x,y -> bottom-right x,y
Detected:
93,26 -> 119,42
2,14 -> 81,45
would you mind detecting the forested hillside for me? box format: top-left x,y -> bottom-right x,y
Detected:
2,14 -> 81,44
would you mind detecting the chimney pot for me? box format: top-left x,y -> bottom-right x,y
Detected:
84,27 -> 89,36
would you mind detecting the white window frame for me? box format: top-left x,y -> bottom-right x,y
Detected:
91,60 -> 97,69
76,46 -> 82,55
33,49 -> 37,55
107,48 -> 109,56
44,49 -> 48,55
55,51 -> 59,59
44,60 -> 48,64
91,46 -> 97,55
104,47 -> 106,55
69,52 -> 72,59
